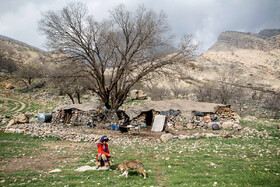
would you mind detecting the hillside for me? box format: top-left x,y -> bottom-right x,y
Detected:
0,35 -> 46,64
196,29 -> 280,92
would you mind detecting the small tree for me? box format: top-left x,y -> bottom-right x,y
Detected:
17,61 -> 43,86
195,68 -> 247,105
39,2 -> 196,110
0,53 -> 18,74
47,60 -> 91,104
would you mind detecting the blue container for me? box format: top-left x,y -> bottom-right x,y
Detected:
111,125 -> 115,130
115,125 -> 119,130
38,113 -> 52,123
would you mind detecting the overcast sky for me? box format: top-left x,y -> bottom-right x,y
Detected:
0,0 -> 279,52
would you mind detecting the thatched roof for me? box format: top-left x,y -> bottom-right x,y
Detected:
126,99 -> 225,119
53,103 -> 99,112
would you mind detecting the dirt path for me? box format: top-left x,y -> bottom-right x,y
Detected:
0,96 -> 27,114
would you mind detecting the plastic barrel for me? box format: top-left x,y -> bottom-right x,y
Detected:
111,125 -> 115,130
38,113 -> 52,123
115,125 -> 119,130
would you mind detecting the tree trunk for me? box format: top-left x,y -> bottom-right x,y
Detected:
28,77 -> 32,85
67,93 -> 75,104
76,92 -> 81,104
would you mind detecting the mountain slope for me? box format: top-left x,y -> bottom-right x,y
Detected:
196,29 -> 280,92
0,35 -> 46,64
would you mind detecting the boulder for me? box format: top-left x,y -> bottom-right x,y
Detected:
130,90 -> 147,100
5,83 -> 15,90
7,119 -> 17,126
137,90 -> 147,100
160,133 -> 174,142
222,122 -> 234,129
16,113 -> 29,124
130,90 -> 138,100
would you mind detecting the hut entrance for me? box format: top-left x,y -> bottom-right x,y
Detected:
141,110 -> 154,126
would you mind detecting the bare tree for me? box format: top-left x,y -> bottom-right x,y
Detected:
17,61 -> 43,86
47,60 -> 90,104
195,68 -> 247,105
0,53 -> 18,74
39,2 -> 196,110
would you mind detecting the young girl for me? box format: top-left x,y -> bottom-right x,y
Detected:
96,136 -> 111,170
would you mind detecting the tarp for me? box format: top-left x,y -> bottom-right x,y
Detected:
53,103 -> 99,112
125,99 -> 225,119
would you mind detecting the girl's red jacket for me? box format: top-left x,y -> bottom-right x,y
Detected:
97,143 -> 110,157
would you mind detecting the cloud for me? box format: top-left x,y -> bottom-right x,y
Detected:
0,0 -> 279,51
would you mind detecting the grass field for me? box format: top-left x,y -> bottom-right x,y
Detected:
0,120 -> 279,187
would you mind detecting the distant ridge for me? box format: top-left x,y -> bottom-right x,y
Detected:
208,29 -> 280,51
0,35 -> 44,52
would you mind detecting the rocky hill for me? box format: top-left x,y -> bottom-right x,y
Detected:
209,29 -> 280,51
0,35 -> 47,64
196,29 -> 280,92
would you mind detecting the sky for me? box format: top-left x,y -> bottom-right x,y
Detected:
0,0 -> 279,52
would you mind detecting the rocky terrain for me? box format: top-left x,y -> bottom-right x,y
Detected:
209,29 -> 280,51
195,29 -> 280,92
0,35 -> 47,65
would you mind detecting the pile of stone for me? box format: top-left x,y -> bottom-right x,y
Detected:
51,103 -> 126,128
3,122 -> 156,144
52,109 -> 98,125
3,123 -> 100,142
7,113 -> 30,126
187,106 -> 241,130
165,114 -> 186,130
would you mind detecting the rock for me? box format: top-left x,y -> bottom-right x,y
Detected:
49,169 -> 62,173
233,124 -> 242,130
130,90 -> 138,100
5,128 -> 16,133
137,90 -> 147,100
16,113 -> 29,124
174,121 -> 184,130
243,116 -> 257,121
193,133 -> 201,138
75,166 -> 97,172
130,90 -> 147,100
205,133 -> 217,138
186,123 -> 195,129
202,115 -> 211,123
5,83 -> 15,90
222,122 -> 234,129
7,119 -> 17,126
178,135 -> 188,140
160,133 -> 174,142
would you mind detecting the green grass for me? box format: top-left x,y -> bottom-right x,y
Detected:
0,120 -> 279,186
